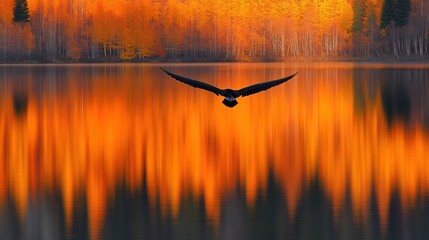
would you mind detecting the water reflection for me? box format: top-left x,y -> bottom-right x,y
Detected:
0,64 -> 429,239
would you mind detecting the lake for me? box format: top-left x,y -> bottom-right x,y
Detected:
0,63 -> 429,240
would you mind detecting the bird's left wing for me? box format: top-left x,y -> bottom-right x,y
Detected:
234,72 -> 297,97
161,67 -> 225,96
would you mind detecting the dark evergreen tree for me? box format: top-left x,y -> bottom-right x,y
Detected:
352,0 -> 366,33
395,0 -> 411,27
13,0 -> 30,23
380,0 -> 395,29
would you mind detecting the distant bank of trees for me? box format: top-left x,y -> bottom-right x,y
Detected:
0,0 -> 428,62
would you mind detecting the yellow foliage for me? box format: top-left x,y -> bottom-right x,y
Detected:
0,0 -> 403,60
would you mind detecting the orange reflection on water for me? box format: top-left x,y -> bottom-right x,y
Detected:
0,65 -> 428,239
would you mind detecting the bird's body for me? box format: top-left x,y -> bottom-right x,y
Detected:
161,67 -> 297,108
222,89 -> 239,107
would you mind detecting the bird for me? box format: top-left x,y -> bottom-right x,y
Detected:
161,67 -> 297,108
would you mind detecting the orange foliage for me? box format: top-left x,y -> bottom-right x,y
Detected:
1,0 -> 427,60
0,0 -> 378,60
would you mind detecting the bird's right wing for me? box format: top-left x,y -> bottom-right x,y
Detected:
234,72 -> 297,97
161,68 -> 225,96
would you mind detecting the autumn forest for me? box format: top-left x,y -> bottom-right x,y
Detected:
0,0 -> 428,62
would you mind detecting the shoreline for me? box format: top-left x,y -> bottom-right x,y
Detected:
1,56 -> 429,65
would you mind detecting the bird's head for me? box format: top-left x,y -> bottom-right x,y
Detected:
224,89 -> 238,97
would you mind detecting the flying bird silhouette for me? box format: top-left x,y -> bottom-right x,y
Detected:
161,67 -> 297,108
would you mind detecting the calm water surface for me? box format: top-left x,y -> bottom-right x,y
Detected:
1,63 -> 429,240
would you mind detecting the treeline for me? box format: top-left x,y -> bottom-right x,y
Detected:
0,0 -> 428,62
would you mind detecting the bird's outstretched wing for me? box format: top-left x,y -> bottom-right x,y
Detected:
161,67 -> 225,96
234,72 -> 297,97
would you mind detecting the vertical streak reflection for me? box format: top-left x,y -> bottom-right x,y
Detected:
0,64 -> 428,239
